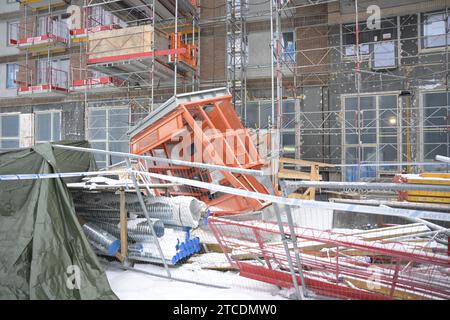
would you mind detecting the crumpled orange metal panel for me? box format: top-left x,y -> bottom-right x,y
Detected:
129,88 -> 272,214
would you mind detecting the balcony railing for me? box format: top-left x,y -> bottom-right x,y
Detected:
9,17 -> 69,49
17,63 -> 69,95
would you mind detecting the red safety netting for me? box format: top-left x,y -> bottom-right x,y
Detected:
209,216 -> 450,300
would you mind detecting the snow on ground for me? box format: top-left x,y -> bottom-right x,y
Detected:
104,253 -> 287,300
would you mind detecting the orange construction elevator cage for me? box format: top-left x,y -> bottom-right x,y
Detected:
128,88 -> 272,214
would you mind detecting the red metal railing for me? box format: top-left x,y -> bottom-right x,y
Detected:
169,31 -> 198,69
9,16 -> 69,46
17,62 -> 68,93
209,216 -> 450,300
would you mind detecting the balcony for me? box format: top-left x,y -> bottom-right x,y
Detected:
9,17 -> 69,53
17,64 -> 69,96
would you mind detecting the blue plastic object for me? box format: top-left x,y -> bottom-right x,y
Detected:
107,239 -> 121,256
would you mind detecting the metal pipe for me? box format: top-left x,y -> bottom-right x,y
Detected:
282,181 -> 450,192
135,170 -> 450,223
147,196 -> 203,228
67,183 -> 182,190
273,203 -> 305,300
125,158 -> 171,277
91,221 -> 159,242
52,144 -> 266,177
381,229 -> 450,243
51,144 -> 446,172
82,222 -> 121,256
269,0 -> 276,180
174,0 -> 178,95
436,155 -> 450,164
126,218 -> 165,238
4,165 -> 449,222
119,265 -> 229,289
329,198 -> 450,212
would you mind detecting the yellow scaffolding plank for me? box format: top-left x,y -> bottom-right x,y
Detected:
405,195 -> 450,204
420,172 -> 450,179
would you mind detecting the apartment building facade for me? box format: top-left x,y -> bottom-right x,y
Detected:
200,0 -> 450,181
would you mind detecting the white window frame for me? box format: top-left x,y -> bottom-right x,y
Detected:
6,63 -> 18,89
341,91 -> 402,181
280,31 -> 296,64
6,20 -> 19,47
419,11 -> 450,52
418,90 -> 450,166
34,111 -> 61,143
88,106 -> 130,168
36,57 -> 70,86
0,113 -> 20,150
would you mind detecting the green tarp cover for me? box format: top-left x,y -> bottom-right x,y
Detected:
0,141 -> 117,300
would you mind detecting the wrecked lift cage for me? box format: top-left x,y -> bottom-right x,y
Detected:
128,87 -> 274,214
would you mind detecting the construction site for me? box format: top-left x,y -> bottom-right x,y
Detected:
0,0 -> 449,301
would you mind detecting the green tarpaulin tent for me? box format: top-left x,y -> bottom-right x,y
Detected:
0,141 -> 117,300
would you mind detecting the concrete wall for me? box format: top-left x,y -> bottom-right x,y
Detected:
247,31 -> 271,79
246,0 -> 270,23
0,0 -> 19,16
200,25 -> 226,86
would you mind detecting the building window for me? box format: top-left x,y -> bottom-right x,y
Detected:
373,41 -> 396,69
89,5 -> 126,28
342,18 -> 397,69
6,64 -> 18,89
343,95 -> 399,181
281,100 -> 296,158
281,31 -> 295,63
0,114 -> 20,151
422,92 -> 449,165
88,107 -> 129,168
282,132 -> 296,158
7,20 -> 18,46
36,58 -> 69,87
281,100 -> 296,129
422,12 -> 450,49
35,112 -> 61,143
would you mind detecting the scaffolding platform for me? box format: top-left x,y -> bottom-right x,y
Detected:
72,76 -> 127,92
70,24 -> 121,43
87,48 -> 187,83
18,84 -> 68,96
9,17 -> 69,53
18,0 -> 69,9
17,64 -> 69,97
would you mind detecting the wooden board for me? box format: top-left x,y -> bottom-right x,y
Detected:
88,25 -> 169,61
279,158 -> 335,168
278,168 -> 322,180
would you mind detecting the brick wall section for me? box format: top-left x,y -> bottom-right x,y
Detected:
295,4 -> 329,86
199,0 -> 226,20
199,0 -> 226,86
70,47 -> 87,82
